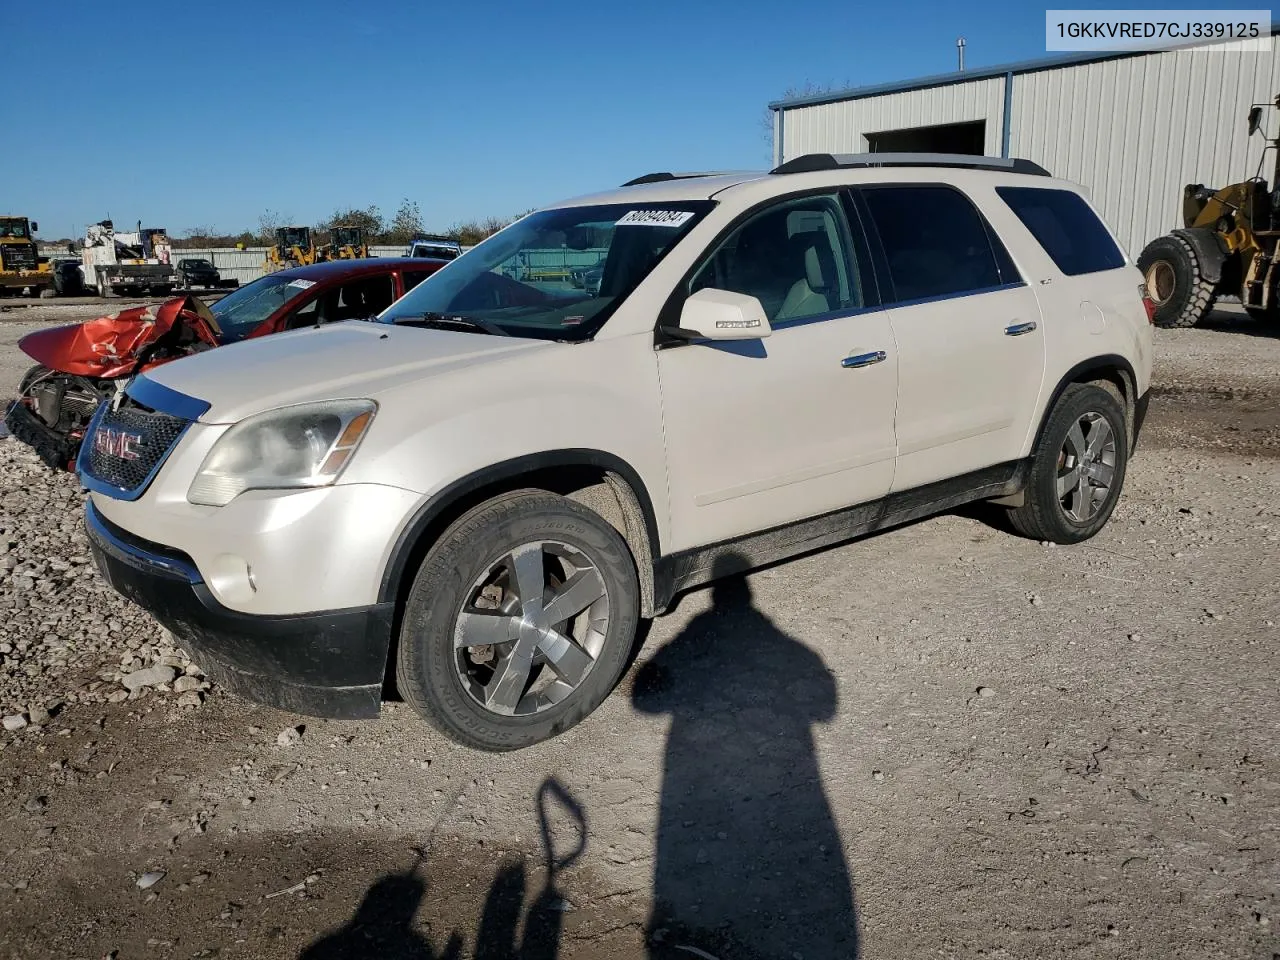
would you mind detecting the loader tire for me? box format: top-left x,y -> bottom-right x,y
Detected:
1137,233 -> 1216,328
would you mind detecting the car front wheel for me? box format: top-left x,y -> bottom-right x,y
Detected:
396,489 -> 640,751
1007,383 -> 1129,544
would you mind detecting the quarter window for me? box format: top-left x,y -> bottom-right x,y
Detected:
996,186 -> 1125,276
860,185 -> 1017,303
689,194 -> 863,324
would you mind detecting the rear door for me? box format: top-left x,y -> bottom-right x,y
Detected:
656,191 -> 899,552
991,185 -> 1152,432
855,183 -> 1046,491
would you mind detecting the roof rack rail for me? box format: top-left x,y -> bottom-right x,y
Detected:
770,152 -> 1052,177
620,171 -> 738,187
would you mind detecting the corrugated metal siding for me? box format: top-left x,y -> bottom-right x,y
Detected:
777,42 -> 1280,258
782,76 -> 1007,160
41,245 -> 471,287
1008,46 -> 1280,255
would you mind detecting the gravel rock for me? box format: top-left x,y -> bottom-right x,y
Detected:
276,726 -> 303,748
172,676 -> 201,694
977,686 -> 996,699
136,871 -> 165,890
26,705 -> 50,727
3,714 -> 27,732
121,665 -> 177,692
0,440 -> 197,712
176,691 -> 203,709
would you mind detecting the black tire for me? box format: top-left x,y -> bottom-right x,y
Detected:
396,489 -> 640,751
1136,233 -> 1216,328
1007,383 -> 1129,544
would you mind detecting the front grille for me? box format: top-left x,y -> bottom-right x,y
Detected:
1,243 -> 37,271
83,401 -> 188,496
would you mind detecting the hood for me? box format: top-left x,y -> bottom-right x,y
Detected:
139,320 -> 553,423
19,296 -> 219,378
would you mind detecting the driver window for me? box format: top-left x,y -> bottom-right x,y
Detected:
283,296 -> 321,329
689,194 -> 861,324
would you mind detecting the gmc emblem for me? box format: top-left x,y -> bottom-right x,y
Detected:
94,427 -> 143,461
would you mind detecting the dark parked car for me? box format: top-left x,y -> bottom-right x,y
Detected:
176,258 -> 222,289
50,259 -> 82,296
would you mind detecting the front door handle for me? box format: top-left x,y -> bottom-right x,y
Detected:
1005,321 -> 1038,336
842,350 -> 887,369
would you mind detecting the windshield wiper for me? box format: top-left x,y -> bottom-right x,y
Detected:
396,312 -> 511,337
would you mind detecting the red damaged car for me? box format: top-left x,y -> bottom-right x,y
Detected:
5,257 -> 447,469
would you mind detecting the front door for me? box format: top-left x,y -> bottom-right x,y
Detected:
657,192 -> 899,553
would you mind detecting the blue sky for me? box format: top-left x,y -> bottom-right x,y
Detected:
5,0 -> 1181,239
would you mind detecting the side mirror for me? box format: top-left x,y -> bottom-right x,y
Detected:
29,221 -> 37,233
664,288 -> 773,341
1248,106 -> 1263,136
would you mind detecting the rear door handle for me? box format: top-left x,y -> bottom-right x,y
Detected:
842,350 -> 887,369
1004,321 -> 1038,336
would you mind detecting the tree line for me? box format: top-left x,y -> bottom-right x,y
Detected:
173,198 -> 523,250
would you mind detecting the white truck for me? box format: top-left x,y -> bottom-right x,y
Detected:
80,220 -> 176,297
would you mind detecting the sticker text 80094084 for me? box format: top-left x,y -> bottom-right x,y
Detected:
615,210 -> 695,228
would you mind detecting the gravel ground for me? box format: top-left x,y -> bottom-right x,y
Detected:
0,303 -> 1276,959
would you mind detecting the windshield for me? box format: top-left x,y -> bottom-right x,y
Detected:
185,259 -> 213,269
0,220 -> 30,239
382,202 -> 712,340
210,274 -> 314,342
413,244 -> 458,259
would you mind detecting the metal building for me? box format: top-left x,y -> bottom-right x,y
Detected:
770,28 -> 1280,257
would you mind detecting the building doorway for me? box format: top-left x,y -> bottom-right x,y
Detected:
864,120 -> 986,155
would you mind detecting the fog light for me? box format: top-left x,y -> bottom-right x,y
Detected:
207,554 -> 256,606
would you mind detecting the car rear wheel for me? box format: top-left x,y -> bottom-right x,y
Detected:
396,489 -> 640,751
1007,383 -> 1129,544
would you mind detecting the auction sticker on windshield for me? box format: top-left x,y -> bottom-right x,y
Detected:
287,279 -> 316,289
616,210 -> 695,228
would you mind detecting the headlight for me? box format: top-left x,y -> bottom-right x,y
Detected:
187,400 -> 376,506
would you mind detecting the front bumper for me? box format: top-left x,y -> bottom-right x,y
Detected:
85,501 -> 393,719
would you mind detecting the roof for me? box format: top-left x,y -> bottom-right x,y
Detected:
270,257 -> 445,281
770,22 -> 1280,110
556,173 -> 768,207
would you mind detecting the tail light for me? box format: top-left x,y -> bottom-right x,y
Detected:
1139,283 -> 1156,324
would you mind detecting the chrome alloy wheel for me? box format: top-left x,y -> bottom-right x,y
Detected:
1057,412 -> 1117,523
453,540 -> 610,717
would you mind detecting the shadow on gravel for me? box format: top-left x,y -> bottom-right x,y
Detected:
1197,307 -> 1279,339
300,779 -> 585,959
633,552 -> 860,959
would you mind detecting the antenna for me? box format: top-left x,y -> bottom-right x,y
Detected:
957,36 -> 966,72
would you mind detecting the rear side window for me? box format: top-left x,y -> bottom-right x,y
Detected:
860,185 -> 1019,303
996,187 -> 1125,276
402,269 -> 432,293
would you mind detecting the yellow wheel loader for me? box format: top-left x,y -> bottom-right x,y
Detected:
264,226 -> 318,272
1138,95 -> 1280,328
323,225 -> 369,260
0,216 -> 51,297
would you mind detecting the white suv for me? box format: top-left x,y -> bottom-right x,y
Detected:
79,154 -> 1154,751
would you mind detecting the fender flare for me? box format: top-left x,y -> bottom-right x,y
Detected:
1032,354 -> 1140,452
1170,227 -> 1228,285
376,448 -> 662,606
